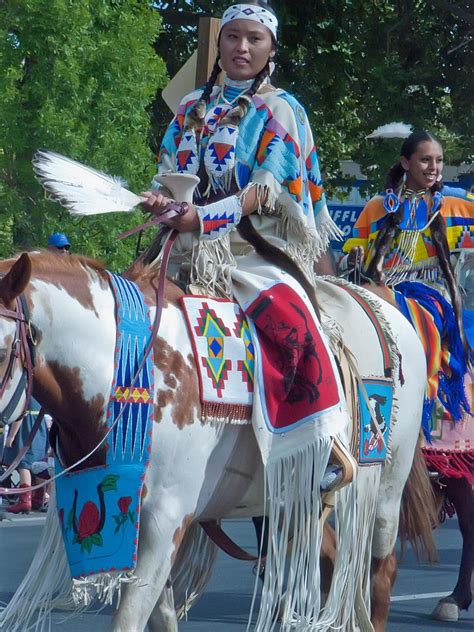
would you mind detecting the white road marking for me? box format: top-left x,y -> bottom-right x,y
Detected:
391,591 -> 450,602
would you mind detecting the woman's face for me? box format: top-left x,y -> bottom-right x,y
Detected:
219,19 -> 275,81
401,140 -> 444,191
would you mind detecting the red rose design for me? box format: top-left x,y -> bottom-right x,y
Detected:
118,496 -> 132,515
78,501 -> 100,539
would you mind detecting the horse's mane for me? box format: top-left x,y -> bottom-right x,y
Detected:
122,259 -> 159,284
0,249 -> 108,280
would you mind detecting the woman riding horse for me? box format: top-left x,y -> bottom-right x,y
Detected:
342,129 -> 474,621
142,0 -> 351,482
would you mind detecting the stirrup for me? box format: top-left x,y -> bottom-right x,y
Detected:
319,439 -> 357,527
321,438 -> 356,495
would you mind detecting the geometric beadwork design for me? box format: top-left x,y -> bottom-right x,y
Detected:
181,296 -> 254,418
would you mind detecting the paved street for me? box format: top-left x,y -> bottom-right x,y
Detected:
0,511 -> 472,631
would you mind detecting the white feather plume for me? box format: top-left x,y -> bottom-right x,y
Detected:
32,150 -> 143,216
366,122 -> 413,140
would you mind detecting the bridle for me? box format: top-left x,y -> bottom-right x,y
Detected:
0,292 -> 37,428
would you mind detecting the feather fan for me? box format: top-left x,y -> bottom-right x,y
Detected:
366,122 -> 413,140
32,150 -> 143,216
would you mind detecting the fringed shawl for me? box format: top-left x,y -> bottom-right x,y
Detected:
156,83 -> 341,294
391,281 -> 470,440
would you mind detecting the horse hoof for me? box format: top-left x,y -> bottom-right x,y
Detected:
431,600 -> 459,621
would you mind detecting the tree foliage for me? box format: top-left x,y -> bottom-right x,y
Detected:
0,0 -> 167,269
152,0 -> 473,194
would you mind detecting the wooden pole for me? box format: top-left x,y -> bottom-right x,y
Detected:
195,17 -> 222,88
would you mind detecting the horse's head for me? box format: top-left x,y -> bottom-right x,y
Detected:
0,251 -> 115,467
0,253 -> 33,427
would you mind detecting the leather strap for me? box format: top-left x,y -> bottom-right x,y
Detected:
200,519 -> 263,562
117,202 -> 189,241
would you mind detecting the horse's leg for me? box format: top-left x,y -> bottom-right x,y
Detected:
147,580 -> 178,632
111,506 -> 185,632
371,552 -> 397,632
370,303 -> 426,632
433,476 -> 473,621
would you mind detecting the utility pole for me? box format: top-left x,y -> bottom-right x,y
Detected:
195,17 -> 221,88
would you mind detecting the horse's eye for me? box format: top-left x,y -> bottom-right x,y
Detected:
0,349 -> 7,364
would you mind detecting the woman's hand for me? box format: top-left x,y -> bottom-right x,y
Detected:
162,203 -> 200,232
140,190 -> 173,215
348,246 -> 364,269
140,192 -> 200,232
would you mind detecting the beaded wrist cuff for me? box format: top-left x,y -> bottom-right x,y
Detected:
196,196 -> 243,240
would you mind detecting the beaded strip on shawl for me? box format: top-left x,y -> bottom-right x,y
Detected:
159,83 -> 341,298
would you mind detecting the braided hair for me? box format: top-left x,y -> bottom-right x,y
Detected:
185,0 -> 277,132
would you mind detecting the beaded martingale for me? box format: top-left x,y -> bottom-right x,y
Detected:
55,273 -> 155,604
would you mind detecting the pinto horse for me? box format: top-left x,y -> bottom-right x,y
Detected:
0,251 -> 432,632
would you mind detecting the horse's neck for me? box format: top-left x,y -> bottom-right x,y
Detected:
30,272 -> 116,466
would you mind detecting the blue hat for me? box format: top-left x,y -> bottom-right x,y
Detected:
47,232 -> 71,248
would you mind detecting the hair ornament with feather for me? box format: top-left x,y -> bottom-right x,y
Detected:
366,122 -> 414,140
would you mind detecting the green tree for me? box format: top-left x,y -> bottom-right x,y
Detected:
0,0 -> 167,269
152,1 -> 473,194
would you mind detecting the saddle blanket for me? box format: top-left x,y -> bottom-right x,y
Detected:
181,279 -> 395,465
180,296 -> 254,423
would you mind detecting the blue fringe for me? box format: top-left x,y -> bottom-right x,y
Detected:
421,397 -> 435,443
394,281 -> 470,435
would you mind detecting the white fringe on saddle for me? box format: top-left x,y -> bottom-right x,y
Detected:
254,437 -> 333,631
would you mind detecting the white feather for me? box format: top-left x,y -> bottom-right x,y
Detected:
32,150 -> 143,216
366,122 -> 413,140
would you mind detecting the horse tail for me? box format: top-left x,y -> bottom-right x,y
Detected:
237,216 -> 321,319
171,522 -> 218,619
398,437 -> 439,562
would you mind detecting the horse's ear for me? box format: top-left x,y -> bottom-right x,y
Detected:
0,253 -> 32,306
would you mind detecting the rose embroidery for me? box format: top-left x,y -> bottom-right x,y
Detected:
78,502 -> 100,539
118,496 -> 132,515
113,495 -> 135,534
70,474 -> 119,554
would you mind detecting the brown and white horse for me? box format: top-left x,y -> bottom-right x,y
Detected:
0,251 -> 431,632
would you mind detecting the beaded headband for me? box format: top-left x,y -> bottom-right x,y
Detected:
221,3 -> 278,41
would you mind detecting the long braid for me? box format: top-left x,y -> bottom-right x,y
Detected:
185,56 -> 222,131
237,215 -> 321,319
384,163 -> 405,191
364,210 -> 402,283
430,212 -> 470,353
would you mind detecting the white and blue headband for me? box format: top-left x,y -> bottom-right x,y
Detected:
221,3 -> 278,41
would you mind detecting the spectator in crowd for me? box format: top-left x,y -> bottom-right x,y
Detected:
47,232 -> 71,256
2,398 -> 50,513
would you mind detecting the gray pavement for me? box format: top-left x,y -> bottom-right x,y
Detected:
0,510 -> 472,631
